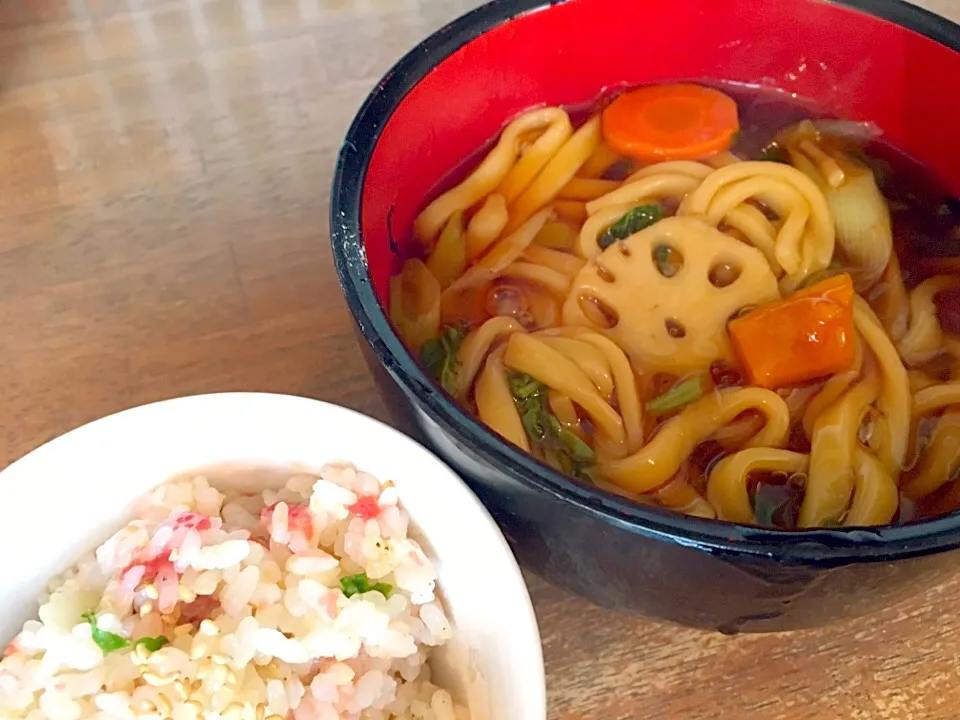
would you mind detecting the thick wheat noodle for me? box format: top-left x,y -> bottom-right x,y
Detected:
504,116 -> 602,234
577,203 -> 638,260
902,410 -> 960,500
599,388 -> 790,494
414,107 -> 571,245
558,178 -> 621,201
908,370 -> 942,394
713,413 -> 768,450
502,332 -> 626,446
871,253 -> 910,341
702,151 -> 743,169
475,346 -> 530,453
522,244 -> 587,278
590,431 -> 632,462
707,448 -> 809,523
577,141 -> 622,179
722,205 -> 781,274
854,297 -> 910,476
441,207 -> 552,297
794,138 -> 847,188
585,174 -> 703,215
388,259 -> 441,354
548,391 -> 584,437
553,200 -> 588,223
624,160 -> 714,184
546,326 -> 646,454
681,161 -> 835,285
785,385 -> 825,423
802,337 -> 865,439
802,370 -> 861,439
655,474 -> 716,519
913,381 -> 960,416
496,109 -> 575,204
800,375 -> 878,527
465,194 -> 509,261
693,176 -> 809,273
500,262 -> 573,296
537,336 -> 614,399
845,447 -> 899,526
682,175 -> 813,280
453,316 -> 525,398
897,276 -> 960,366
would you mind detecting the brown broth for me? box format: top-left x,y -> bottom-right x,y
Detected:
403,79 -> 960,528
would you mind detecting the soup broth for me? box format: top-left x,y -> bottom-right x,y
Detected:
387,81 -> 960,531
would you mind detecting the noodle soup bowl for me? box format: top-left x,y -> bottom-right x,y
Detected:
331,0 -> 960,631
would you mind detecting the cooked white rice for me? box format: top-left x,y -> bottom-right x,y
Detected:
0,462 -> 468,720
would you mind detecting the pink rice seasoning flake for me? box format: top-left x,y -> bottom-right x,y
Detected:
0,465 -> 467,720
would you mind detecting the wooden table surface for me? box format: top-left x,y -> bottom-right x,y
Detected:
2,1 -> 959,718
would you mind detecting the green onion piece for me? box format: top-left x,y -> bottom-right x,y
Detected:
340,573 -> 371,597
133,636 -> 170,652
598,204 -> 663,249
81,611 -> 132,655
82,611 -> 169,655
371,583 -> 393,598
508,373 -> 597,480
547,415 -> 595,464
645,377 -> 703,417
507,372 -> 544,400
420,324 -> 468,394
340,573 -> 392,598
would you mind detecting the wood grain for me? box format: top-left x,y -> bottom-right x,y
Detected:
1,1 -> 958,717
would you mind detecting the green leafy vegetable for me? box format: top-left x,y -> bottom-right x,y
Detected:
340,573 -> 393,598
598,204 -> 663,250
81,611 -> 169,655
420,324 -> 468,394
506,372 -> 596,480
759,143 -> 788,164
134,636 -> 170,652
645,377 -> 703,417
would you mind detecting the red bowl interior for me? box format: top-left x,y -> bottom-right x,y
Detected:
361,0 -> 960,301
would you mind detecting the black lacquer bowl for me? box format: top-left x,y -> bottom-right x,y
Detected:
331,0 -> 960,631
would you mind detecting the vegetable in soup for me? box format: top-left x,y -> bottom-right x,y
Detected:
388,81 -> 960,530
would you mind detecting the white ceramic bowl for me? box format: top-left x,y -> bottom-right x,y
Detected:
0,392 -> 546,720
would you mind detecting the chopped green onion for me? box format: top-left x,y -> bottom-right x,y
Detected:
81,611 -> 168,655
547,415 -> 595,465
420,324 -> 468,394
645,377 -> 703,417
133,636 -> 170,652
340,573 -> 392,598
508,373 -> 596,481
507,372 -> 545,401
598,204 -> 663,249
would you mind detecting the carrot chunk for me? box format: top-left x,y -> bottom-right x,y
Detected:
601,84 -> 739,162
728,274 -> 856,389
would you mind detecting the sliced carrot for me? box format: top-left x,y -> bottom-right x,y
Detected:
601,84 -> 739,162
728,274 -> 856,389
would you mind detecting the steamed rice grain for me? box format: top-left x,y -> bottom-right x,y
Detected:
0,463 -> 468,720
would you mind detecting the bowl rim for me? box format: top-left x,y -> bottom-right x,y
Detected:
330,0 -> 960,563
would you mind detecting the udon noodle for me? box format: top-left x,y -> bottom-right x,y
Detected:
388,82 -> 960,530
